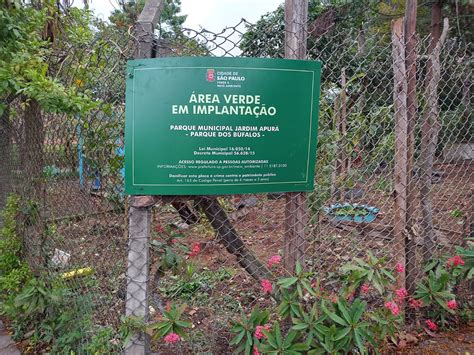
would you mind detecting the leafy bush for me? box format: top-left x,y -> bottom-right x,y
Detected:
222,248 -> 473,354
147,303 -> 192,340
230,307 -> 270,354
0,195 -> 32,301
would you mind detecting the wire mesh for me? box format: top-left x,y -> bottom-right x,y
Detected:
0,7 -> 472,354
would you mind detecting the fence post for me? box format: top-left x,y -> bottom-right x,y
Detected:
125,202 -> 152,354
404,0 -> 418,299
125,1 -> 163,354
283,0 -> 309,271
391,18 -> 408,292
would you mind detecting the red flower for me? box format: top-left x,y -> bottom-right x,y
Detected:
408,297 -> 423,309
155,224 -> 165,233
385,301 -> 400,316
254,325 -> 271,340
253,346 -> 260,355
189,243 -> 201,257
261,279 -> 273,294
361,283 -> 370,294
425,319 -> 437,331
395,288 -> 409,301
164,333 -> 180,344
267,255 -> 282,268
447,299 -> 457,310
395,262 -> 405,274
446,255 -> 465,268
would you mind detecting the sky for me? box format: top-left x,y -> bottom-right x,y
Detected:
86,0 -> 283,31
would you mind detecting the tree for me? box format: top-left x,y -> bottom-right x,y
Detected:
0,1 -> 99,204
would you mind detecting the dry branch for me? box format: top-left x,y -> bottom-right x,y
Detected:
420,18 -> 449,261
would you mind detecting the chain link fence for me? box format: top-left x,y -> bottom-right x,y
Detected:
1,4 -> 472,354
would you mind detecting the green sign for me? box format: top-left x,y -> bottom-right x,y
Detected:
125,57 -> 321,195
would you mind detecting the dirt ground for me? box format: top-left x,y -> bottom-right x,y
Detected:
390,323 -> 474,354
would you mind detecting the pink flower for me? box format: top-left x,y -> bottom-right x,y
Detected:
261,279 -> 273,294
395,288 -> 409,301
155,224 -> 165,233
385,301 -> 400,316
425,319 -> 438,331
361,283 -> 370,294
329,293 -> 338,303
267,255 -> 282,268
447,255 -> 465,268
408,297 -> 423,309
447,299 -> 457,310
395,262 -> 405,274
253,346 -> 260,355
164,332 -> 180,344
346,292 -> 354,302
189,243 -> 201,257
254,325 -> 271,340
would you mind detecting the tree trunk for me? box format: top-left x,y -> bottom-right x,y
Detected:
404,0 -> 419,300
392,18 -> 408,292
24,99 -> 44,198
0,105 -> 13,220
198,197 -> 271,280
420,19 -> 449,262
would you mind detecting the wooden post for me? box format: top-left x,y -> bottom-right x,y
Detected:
420,19 -> 449,261
391,18 -> 408,291
404,0 -> 418,298
284,0 -> 309,271
125,1 -> 163,354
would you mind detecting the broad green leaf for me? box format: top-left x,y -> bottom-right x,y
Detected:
337,299 -> 352,324
229,330 -> 246,345
322,302 -> 348,326
334,327 -> 351,340
278,277 -> 298,288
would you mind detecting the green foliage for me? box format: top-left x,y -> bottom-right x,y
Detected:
0,195 -> 32,301
415,268 -> 455,322
277,261 -> 317,299
119,315 -> 146,346
368,307 -> 401,345
151,226 -> 189,273
0,3 -> 98,115
85,326 -> 121,354
260,323 -> 309,354
340,251 -> 395,296
230,307 -> 269,355
3,275 -> 91,352
318,299 -> 373,354
236,256 -> 401,354
416,243 -> 473,324
147,303 -> 192,339
0,194 -> 125,352
454,241 -> 474,280
332,205 -> 370,216
160,266 -> 233,301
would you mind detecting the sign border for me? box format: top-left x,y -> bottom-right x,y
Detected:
130,66 -> 315,187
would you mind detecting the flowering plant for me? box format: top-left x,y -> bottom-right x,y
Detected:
229,307 -> 269,355
147,303 -> 192,340
339,251 -> 395,298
